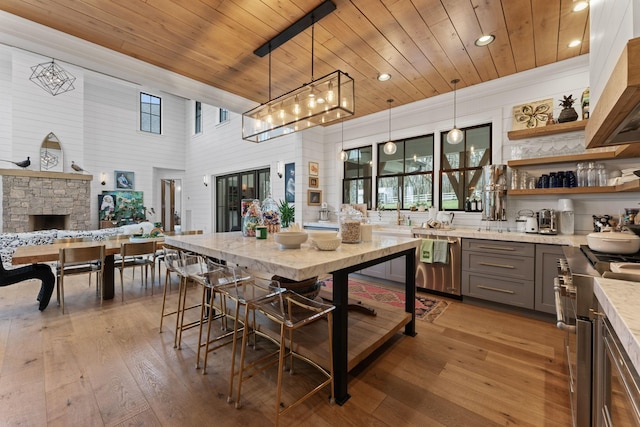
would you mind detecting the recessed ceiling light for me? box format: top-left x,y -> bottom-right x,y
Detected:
474,34 -> 495,46
568,39 -> 582,48
377,73 -> 391,82
572,1 -> 589,12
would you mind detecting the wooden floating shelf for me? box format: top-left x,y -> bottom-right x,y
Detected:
507,144 -> 640,167
508,180 -> 640,195
507,120 -> 587,140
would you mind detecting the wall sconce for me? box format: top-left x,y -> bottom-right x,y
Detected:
276,161 -> 284,178
100,172 -> 106,186
203,175 -> 209,187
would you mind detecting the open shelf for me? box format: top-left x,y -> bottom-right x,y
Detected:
507,120 -> 587,140
507,144 -> 640,167
508,180 -> 640,195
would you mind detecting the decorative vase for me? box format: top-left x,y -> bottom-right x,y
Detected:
557,107 -> 578,123
242,199 -> 262,237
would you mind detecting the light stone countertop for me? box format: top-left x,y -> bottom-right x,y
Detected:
411,227 -> 588,246
165,231 -> 420,281
594,277 -> 640,375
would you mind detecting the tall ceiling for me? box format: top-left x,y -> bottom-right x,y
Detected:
0,0 -> 589,120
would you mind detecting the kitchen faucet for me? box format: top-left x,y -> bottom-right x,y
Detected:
397,204 -> 404,225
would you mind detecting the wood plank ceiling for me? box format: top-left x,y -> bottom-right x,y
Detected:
0,0 -> 589,120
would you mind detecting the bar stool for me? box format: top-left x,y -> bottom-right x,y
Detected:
158,246 -> 180,334
234,289 -> 335,426
173,251 -> 207,349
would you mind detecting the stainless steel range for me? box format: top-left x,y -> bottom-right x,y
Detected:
557,246 -> 600,427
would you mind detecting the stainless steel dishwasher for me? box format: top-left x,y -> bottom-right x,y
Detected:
414,233 -> 462,297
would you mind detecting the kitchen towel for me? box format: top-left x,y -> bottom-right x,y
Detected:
420,239 -> 434,263
433,240 -> 449,264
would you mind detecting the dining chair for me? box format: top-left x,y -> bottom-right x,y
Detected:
53,237 -> 99,290
116,241 -> 157,301
232,289 -> 335,426
58,245 -> 106,314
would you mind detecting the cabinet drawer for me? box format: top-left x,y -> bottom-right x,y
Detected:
462,271 -> 534,309
462,252 -> 535,280
462,239 -> 535,257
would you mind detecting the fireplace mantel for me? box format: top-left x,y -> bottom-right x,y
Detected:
0,168 -> 93,181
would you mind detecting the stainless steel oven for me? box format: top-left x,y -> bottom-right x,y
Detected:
594,304 -> 640,426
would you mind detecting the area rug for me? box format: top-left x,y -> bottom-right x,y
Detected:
319,278 -> 448,322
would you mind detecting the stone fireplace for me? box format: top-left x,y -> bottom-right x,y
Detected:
1,169 -> 92,232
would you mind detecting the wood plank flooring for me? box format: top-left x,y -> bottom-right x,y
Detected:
0,267 -> 571,426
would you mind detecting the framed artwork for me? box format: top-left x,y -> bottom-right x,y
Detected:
308,189 -> 322,206
309,161 -> 319,177
309,177 -> 319,188
115,170 -> 135,190
285,162 -> 295,203
512,98 -> 553,130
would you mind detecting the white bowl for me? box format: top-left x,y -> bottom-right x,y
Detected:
274,231 -> 308,249
587,231 -> 640,254
312,237 -> 341,251
307,230 -> 339,240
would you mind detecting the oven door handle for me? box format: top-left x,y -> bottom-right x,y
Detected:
554,278 -> 576,332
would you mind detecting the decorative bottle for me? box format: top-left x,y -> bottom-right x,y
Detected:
242,199 -> 262,237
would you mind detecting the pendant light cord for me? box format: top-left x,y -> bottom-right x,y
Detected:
311,21 -> 315,81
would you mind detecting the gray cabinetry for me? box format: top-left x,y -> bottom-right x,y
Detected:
359,257 -> 407,283
534,244 -> 564,314
462,238 -> 535,309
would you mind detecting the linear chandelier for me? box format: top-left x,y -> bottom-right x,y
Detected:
29,59 -> 76,96
242,0 -> 355,143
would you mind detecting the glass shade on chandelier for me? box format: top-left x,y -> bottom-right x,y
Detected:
383,140 -> 397,155
339,150 -> 348,162
242,70 -> 354,143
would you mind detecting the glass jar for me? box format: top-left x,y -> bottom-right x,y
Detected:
261,194 -> 280,234
549,172 -> 557,188
587,161 -> 597,187
576,162 -> 586,187
339,208 -> 362,244
242,199 -> 262,237
597,163 -> 608,186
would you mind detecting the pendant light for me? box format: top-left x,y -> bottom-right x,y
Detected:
446,79 -> 464,145
339,119 -> 348,162
383,99 -> 396,155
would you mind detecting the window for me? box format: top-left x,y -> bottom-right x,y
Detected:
195,101 -> 202,134
140,92 -> 161,134
377,135 -> 434,210
440,124 -> 492,210
215,168 -> 270,232
219,108 -> 229,123
342,146 -> 372,209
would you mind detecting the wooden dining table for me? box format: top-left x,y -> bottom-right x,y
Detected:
11,237 -> 164,300
164,231 -> 421,405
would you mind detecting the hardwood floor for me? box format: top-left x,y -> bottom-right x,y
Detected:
0,267 -> 571,426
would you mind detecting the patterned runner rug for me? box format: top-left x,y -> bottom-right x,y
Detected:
319,278 -> 448,322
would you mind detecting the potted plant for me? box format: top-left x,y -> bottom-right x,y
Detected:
557,95 -> 579,123
416,202 -> 426,212
278,199 -> 295,229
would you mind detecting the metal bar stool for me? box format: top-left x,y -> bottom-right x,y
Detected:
234,289 -> 335,426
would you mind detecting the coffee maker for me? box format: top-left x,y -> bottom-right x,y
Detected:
538,209 -> 557,235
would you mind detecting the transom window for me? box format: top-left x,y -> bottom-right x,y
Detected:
440,124 -> 492,210
140,92 -> 161,134
377,135 -> 434,210
342,146 -> 372,209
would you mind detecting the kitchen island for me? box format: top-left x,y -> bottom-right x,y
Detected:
164,231 -> 421,405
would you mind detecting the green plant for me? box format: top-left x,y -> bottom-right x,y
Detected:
278,199 -> 295,228
559,95 -> 576,108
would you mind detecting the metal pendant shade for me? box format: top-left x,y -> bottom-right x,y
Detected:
382,99 -> 396,155
243,70 -> 354,142
446,79 -> 464,145
29,60 -> 76,96
242,0 -> 354,143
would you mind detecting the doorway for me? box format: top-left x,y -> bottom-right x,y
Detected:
161,179 -> 181,232
215,168 -> 270,232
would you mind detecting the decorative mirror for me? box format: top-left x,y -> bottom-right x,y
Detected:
40,132 -> 63,172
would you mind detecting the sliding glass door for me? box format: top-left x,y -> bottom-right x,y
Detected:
215,168 -> 270,232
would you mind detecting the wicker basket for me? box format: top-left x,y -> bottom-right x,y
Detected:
271,275 -> 320,300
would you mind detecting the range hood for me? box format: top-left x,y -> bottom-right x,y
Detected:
586,37 -> 640,148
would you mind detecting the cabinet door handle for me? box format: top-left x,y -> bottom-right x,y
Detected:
478,261 -> 515,269
477,245 -> 516,251
477,285 -> 515,294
